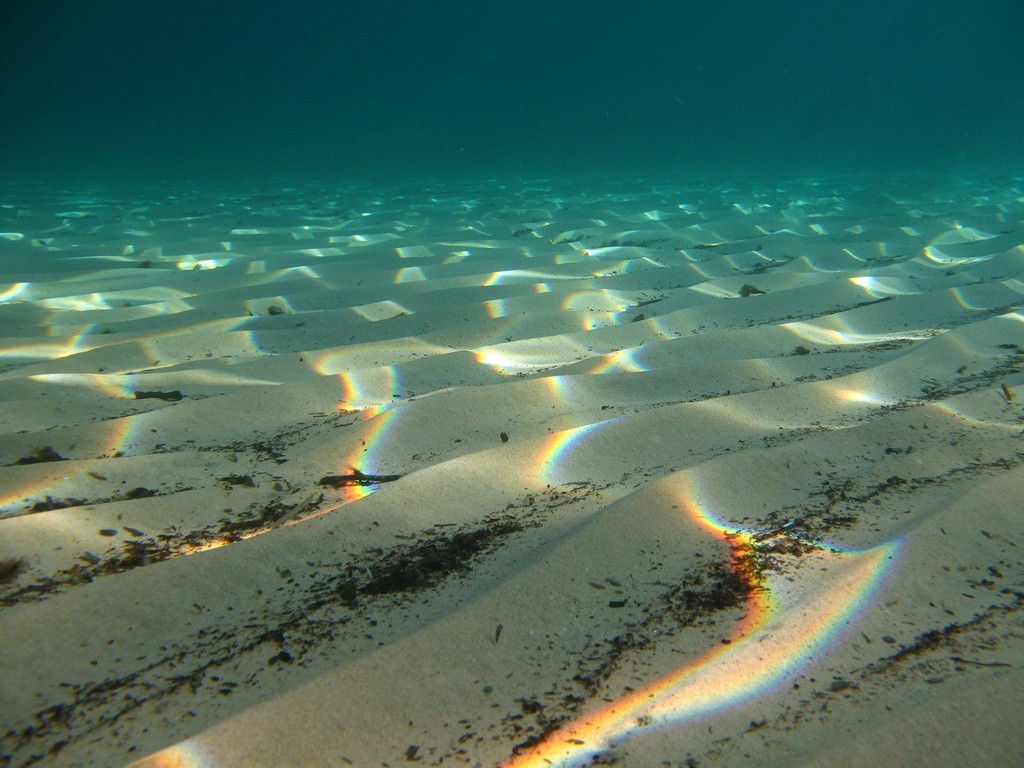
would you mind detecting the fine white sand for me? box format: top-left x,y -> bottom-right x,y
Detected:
1,175 -> 1022,768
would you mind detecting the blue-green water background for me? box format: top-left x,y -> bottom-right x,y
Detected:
2,0 -> 1022,183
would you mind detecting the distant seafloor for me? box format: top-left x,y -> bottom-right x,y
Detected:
1,172 -> 1022,768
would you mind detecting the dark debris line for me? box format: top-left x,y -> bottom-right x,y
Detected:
0,488 -> 582,766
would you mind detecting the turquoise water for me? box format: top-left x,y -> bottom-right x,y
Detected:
2,0 -> 1022,183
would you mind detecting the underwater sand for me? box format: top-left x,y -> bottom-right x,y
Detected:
1,175 -> 1022,767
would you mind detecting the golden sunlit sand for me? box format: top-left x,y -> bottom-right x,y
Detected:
1,175 -> 1022,767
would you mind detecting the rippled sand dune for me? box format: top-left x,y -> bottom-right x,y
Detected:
1,175 -> 1022,767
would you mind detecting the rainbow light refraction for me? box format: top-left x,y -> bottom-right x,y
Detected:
322,401 -> 402,506
506,472 -> 902,768
533,419 -> 623,486
127,743 -> 204,768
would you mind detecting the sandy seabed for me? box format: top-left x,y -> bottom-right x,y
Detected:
1,174 -> 1022,768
